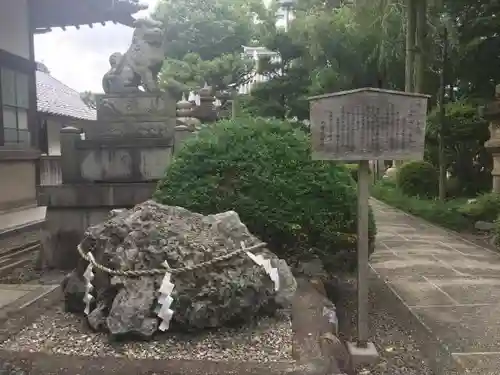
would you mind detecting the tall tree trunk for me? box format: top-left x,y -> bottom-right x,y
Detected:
414,0 -> 426,93
395,0 -> 417,168
438,26 -> 448,201
405,0 -> 417,92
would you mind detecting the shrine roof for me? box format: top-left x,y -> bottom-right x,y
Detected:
36,63 -> 96,121
31,0 -> 147,33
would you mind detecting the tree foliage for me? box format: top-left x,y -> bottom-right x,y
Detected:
245,1 -> 409,119
149,0 -> 499,196
242,0 -> 500,116
425,100 -> 491,196
153,0 -> 270,94
150,0 -> 500,103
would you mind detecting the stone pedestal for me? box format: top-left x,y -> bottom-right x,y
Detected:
60,93 -> 178,183
95,92 -> 176,122
482,85 -> 500,193
346,341 -> 379,368
41,92 -> 183,269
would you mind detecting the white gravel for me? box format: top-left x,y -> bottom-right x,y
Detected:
338,278 -> 434,375
0,307 -> 294,362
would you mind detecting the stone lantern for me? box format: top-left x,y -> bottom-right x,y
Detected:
482,84 -> 500,192
176,94 -> 194,118
192,83 -> 218,123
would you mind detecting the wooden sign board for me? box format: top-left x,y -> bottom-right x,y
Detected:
309,88 -> 429,161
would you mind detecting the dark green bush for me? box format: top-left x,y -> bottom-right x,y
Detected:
154,117 -> 376,273
458,193 -> 500,223
372,180 -> 471,232
424,100 -> 491,196
345,164 -> 359,182
396,161 -> 438,198
344,163 -> 372,182
494,217 -> 500,248
445,177 -> 461,198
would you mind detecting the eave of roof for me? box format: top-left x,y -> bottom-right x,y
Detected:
31,0 -> 147,32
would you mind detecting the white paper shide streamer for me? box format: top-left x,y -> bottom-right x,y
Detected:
243,242 -> 280,291
323,306 -> 339,334
155,261 -> 175,331
83,252 -> 95,315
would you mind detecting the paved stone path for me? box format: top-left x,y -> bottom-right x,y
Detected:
371,199 -> 500,374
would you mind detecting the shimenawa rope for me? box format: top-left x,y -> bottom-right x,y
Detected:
77,241 -> 267,277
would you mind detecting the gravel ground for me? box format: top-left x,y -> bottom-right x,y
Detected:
0,307 -> 293,362
337,278 -> 434,375
0,361 -> 27,375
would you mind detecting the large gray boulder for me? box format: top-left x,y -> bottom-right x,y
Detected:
63,200 -> 296,339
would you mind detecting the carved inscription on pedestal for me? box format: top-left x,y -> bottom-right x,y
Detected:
310,89 -> 428,161
96,93 -> 177,121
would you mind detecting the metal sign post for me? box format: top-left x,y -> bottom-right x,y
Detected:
308,87 -> 429,366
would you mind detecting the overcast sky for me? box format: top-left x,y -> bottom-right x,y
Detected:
34,0 -> 157,93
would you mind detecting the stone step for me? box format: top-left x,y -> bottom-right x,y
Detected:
0,207 -> 46,278
0,242 -> 40,266
0,237 -> 40,258
0,257 -> 34,277
0,242 -> 40,278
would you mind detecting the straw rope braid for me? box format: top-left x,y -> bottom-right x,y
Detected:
77,241 -> 267,277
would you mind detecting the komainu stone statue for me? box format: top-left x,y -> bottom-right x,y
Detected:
102,18 -> 165,93
102,52 -> 139,93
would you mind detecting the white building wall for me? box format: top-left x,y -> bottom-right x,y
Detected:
46,118 -> 63,155
0,0 -> 30,59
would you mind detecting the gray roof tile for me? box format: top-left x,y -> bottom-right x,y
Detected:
36,70 -> 97,121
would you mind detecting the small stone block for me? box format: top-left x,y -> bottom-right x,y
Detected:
346,341 -> 379,368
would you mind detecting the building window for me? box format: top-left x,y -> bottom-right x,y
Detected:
1,68 -> 30,146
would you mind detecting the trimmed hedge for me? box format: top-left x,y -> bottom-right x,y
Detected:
372,180 -> 471,232
397,161 -> 438,198
458,193 -> 500,223
494,218 -> 500,248
154,117 -> 376,272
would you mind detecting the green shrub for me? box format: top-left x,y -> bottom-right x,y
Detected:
424,100 -> 491,196
154,117 -> 376,273
458,193 -> 500,222
494,217 -> 500,248
396,161 -> 438,198
344,163 -> 372,182
345,164 -> 359,182
372,180 -> 471,231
